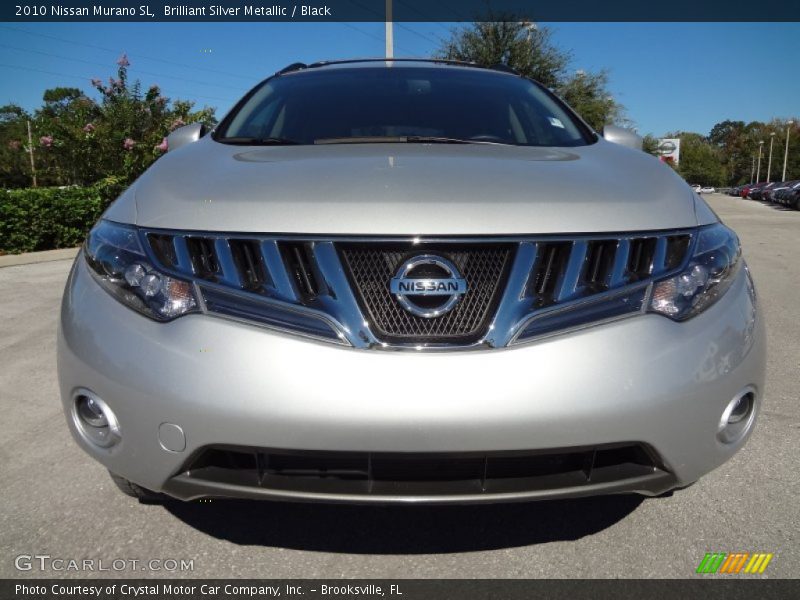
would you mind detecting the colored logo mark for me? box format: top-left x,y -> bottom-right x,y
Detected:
696,552 -> 773,574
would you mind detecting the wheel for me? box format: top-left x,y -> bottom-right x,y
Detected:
109,471 -> 165,503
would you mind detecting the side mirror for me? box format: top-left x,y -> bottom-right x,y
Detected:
603,125 -> 643,151
166,122 -> 206,152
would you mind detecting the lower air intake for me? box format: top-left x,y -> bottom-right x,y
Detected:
176,443 -> 667,498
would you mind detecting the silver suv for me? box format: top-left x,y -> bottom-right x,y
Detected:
58,59 -> 765,504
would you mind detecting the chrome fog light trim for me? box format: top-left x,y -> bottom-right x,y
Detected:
72,389 -> 121,449
718,387 -> 757,444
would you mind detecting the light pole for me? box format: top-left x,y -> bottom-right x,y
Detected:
384,0 -> 393,58
766,132 -> 776,183
756,140 -> 764,183
783,120 -> 794,182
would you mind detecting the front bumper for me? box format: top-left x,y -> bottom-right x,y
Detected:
58,256 -> 766,503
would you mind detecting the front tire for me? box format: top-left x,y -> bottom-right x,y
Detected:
109,471 -> 165,504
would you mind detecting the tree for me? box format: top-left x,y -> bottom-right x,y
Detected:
557,70 -> 625,130
438,20 -> 569,89
436,20 -> 625,131
0,104 -> 32,188
4,54 -> 218,188
641,134 -> 660,156
669,132 -> 725,186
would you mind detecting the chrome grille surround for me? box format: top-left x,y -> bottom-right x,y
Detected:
136,227 -> 697,350
339,243 -> 513,345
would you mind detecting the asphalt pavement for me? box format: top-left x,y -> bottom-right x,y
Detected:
1,194 -> 797,579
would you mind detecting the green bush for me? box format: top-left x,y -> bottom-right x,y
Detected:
0,184 -> 117,254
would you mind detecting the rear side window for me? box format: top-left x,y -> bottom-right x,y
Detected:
217,66 -> 592,147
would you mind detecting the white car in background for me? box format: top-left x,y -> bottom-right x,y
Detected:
700,186 -> 716,194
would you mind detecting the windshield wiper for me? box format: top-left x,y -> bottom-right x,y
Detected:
407,136 -> 513,146
313,135 -> 510,145
314,136 -> 408,144
218,136 -> 301,145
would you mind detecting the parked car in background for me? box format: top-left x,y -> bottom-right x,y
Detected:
744,183 -> 767,199
700,186 -> 716,194
764,181 -> 792,203
691,184 -> 702,193
786,188 -> 800,209
774,180 -> 800,208
749,182 -> 776,201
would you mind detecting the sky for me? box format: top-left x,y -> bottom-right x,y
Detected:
0,21 -> 797,136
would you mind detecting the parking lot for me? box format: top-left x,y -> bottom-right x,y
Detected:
1,194 -> 798,579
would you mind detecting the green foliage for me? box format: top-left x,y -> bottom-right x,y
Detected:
436,20 -> 625,131
557,70 -> 624,131
0,55 -> 217,189
660,118 -> 799,186
438,19 -> 569,89
0,185 -> 112,253
0,104 -> 31,188
641,134 -> 660,155
668,132 -> 725,187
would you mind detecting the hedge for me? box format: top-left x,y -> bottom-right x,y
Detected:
0,179 -> 126,254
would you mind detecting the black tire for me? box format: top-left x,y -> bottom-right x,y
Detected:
653,481 -> 695,499
109,471 -> 165,504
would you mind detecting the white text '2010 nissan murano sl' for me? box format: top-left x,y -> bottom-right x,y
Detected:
58,59 -> 765,504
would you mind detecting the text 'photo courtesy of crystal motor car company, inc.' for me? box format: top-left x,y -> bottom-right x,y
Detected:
58,59 -> 765,505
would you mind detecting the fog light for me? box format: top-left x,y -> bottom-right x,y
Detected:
718,388 -> 756,444
72,390 -> 121,448
77,396 -> 108,427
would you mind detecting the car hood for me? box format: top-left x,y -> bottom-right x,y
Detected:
113,137 -> 699,235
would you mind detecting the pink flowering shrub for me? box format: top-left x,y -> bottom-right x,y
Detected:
3,56 -> 216,187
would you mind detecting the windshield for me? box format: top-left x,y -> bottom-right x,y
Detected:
215,66 -> 593,147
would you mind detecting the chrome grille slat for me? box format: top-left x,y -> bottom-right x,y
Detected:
608,239 -> 630,287
213,238 -> 242,288
259,240 -> 297,301
140,229 -> 695,350
171,235 -> 194,274
483,242 -> 538,347
651,236 -> 668,276
555,240 -> 588,302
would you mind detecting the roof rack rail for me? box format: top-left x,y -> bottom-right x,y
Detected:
489,63 -> 520,75
276,62 -> 308,75
272,58 -> 524,76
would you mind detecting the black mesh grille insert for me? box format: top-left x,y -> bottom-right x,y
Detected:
339,243 -> 513,344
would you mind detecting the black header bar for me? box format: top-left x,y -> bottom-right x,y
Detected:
4,579 -> 800,600
4,0 -> 800,22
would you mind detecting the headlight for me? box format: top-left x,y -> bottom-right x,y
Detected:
649,223 -> 741,321
84,220 -> 198,321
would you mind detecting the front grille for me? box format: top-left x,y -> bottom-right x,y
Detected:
177,443 -> 665,498
340,243 -> 513,344
140,229 -> 695,349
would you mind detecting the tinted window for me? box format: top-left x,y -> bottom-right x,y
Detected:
217,66 -> 592,147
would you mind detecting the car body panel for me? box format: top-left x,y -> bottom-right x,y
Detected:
59,257 -> 765,502
61,60 -> 767,504
107,136 -> 699,235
